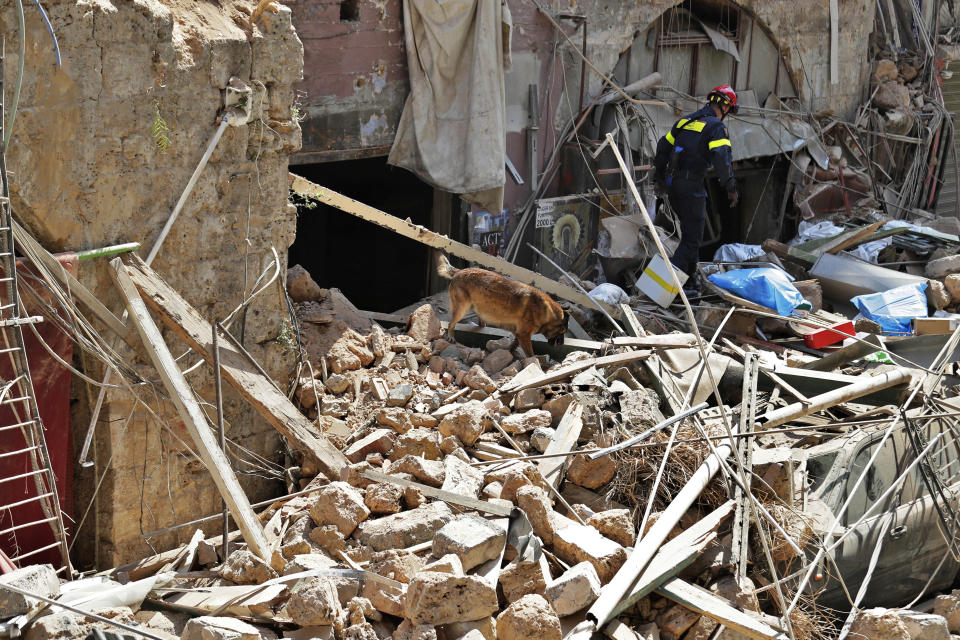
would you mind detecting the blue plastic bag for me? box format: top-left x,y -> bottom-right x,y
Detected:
707,268 -> 806,315
851,282 -> 928,335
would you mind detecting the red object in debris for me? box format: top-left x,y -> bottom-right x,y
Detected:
804,321 -> 855,349
0,550 -> 15,574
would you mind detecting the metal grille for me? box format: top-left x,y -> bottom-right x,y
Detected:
0,41 -> 71,573
936,61 -> 960,218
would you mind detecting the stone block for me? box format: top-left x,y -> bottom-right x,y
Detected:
934,592 -> 960,633
343,622 -> 378,640
619,388 -> 665,427
368,549 -> 425,583
432,513 -> 506,571
544,561 -> 601,616
407,304 -> 442,343
221,549 -> 278,585
283,577 -> 343,627
438,400 -> 490,446
945,274 -> 960,303
566,449 -> 616,489
552,521 -> 626,583
393,619 -> 437,640
388,384 -> 414,407
481,349 -> 514,375
345,596 -> 380,626
874,59 -> 899,83
345,429 -> 396,463
657,603 -> 699,639
875,81 -> 910,111
404,572 -> 499,625
440,456 -> 484,499
587,509 -> 635,547
424,554 -> 464,576
365,482 -> 403,514
360,579 -> 406,618
376,408 -> 414,434
899,611 -> 950,640
513,388 -> 544,411
355,502 -> 454,551
848,608 -> 911,640
440,618 -> 496,640
341,462 -> 377,488
182,616 -> 265,640
515,485 -> 557,545
495,594 -> 561,640
530,427 -> 555,453
393,428 -> 442,460
389,455 -> 446,487
498,559 -> 548,601
928,280 -> 952,310
0,564 -> 59,617
927,255 -> 960,279
282,553 -> 338,576
501,409 -> 551,435
327,329 -> 375,374
309,481 -> 371,536
283,627 -> 334,640
463,365 -> 497,393
287,265 -> 321,302
324,373 -> 351,395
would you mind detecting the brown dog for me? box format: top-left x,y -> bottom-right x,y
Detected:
435,253 -> 568,357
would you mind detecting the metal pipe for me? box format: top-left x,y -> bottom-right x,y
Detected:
758,368 -> 913,430
0,581 -> 167,640
213,321 -> 228,562
596,72 -> 662,106
75,242 -> 141,260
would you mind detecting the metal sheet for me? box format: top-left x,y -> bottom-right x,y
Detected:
885,334 -> 960,370
809,253 -> 927,304
637,90 -> 828,166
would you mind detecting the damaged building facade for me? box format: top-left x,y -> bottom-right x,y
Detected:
5,0 -> 960,639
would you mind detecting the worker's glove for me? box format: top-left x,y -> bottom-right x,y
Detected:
727,189 -> 739,208
654,172 -> 667,196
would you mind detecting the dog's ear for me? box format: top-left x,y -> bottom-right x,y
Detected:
562,309 -> 570,324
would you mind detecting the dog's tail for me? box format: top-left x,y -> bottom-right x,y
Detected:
434,251 -> 458,280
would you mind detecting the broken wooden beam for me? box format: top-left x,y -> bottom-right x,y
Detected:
289,173 -> 613,314
656,578 -> 789,639
500,350 -> 651,394
609,334 -> 699,348
538,401 -> 583,489
109,257 -> 270,560
119,254 -> 348,478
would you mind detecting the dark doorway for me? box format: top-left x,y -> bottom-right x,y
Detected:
289,158 -> 434,313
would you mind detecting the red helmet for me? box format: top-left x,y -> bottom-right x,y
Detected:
708,84 -> 738,113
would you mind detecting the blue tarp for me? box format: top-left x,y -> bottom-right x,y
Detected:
851,283 -> 929,335
707,268 -> 806,316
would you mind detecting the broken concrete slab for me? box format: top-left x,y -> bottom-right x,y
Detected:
424,553 -> 465,576
364,482 -> 404,514
587,509 -> 636,548
0,564 -> 59,617
566,448 -> 616,489
355,502 -> 455,551
404,571 -> 499,625
438,400 -> 491,446
389,455 -> 446,487
498,559 -> 549,601
495,594 -> 561,640
848,608 -> 912,640
182,616 -> 268,640
345,429 -> 396,463
432,513 -> 507,571
501,409 -> 552,435
544,561 -> 601,616
393,427 -> 442,460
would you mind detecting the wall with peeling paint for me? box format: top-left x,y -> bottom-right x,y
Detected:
292,0 -> 874,203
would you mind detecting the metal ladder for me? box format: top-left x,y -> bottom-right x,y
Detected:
0,40 -> 72,573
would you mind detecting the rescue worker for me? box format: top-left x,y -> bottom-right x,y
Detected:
653,84 -> 739,292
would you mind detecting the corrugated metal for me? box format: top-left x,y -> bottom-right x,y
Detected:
936,64 -> 960,217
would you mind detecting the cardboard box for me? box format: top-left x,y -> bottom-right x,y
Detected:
912,317 -> 955,335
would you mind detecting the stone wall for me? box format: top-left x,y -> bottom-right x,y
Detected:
0,0 -> 304,567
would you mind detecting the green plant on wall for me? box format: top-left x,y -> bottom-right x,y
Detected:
152,99 -> 172,153
274,319 -> 297,353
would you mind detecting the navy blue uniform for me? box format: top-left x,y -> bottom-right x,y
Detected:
653,105 -> 736,277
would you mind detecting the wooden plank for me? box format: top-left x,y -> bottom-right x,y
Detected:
109,530 -> 242,581
538,401 -> 583,489
610,500 -> 734,619
120,255 -> 348,478
619,304 -> 646,337
360,470 -> 514,517
289,173 -> 614,314
500,351 -> 651,393
12,220 -> 139,349
566,315 -> 590,340
109,258 -> 270,560
610,334 -> 699,349
657,578 -> 789,639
